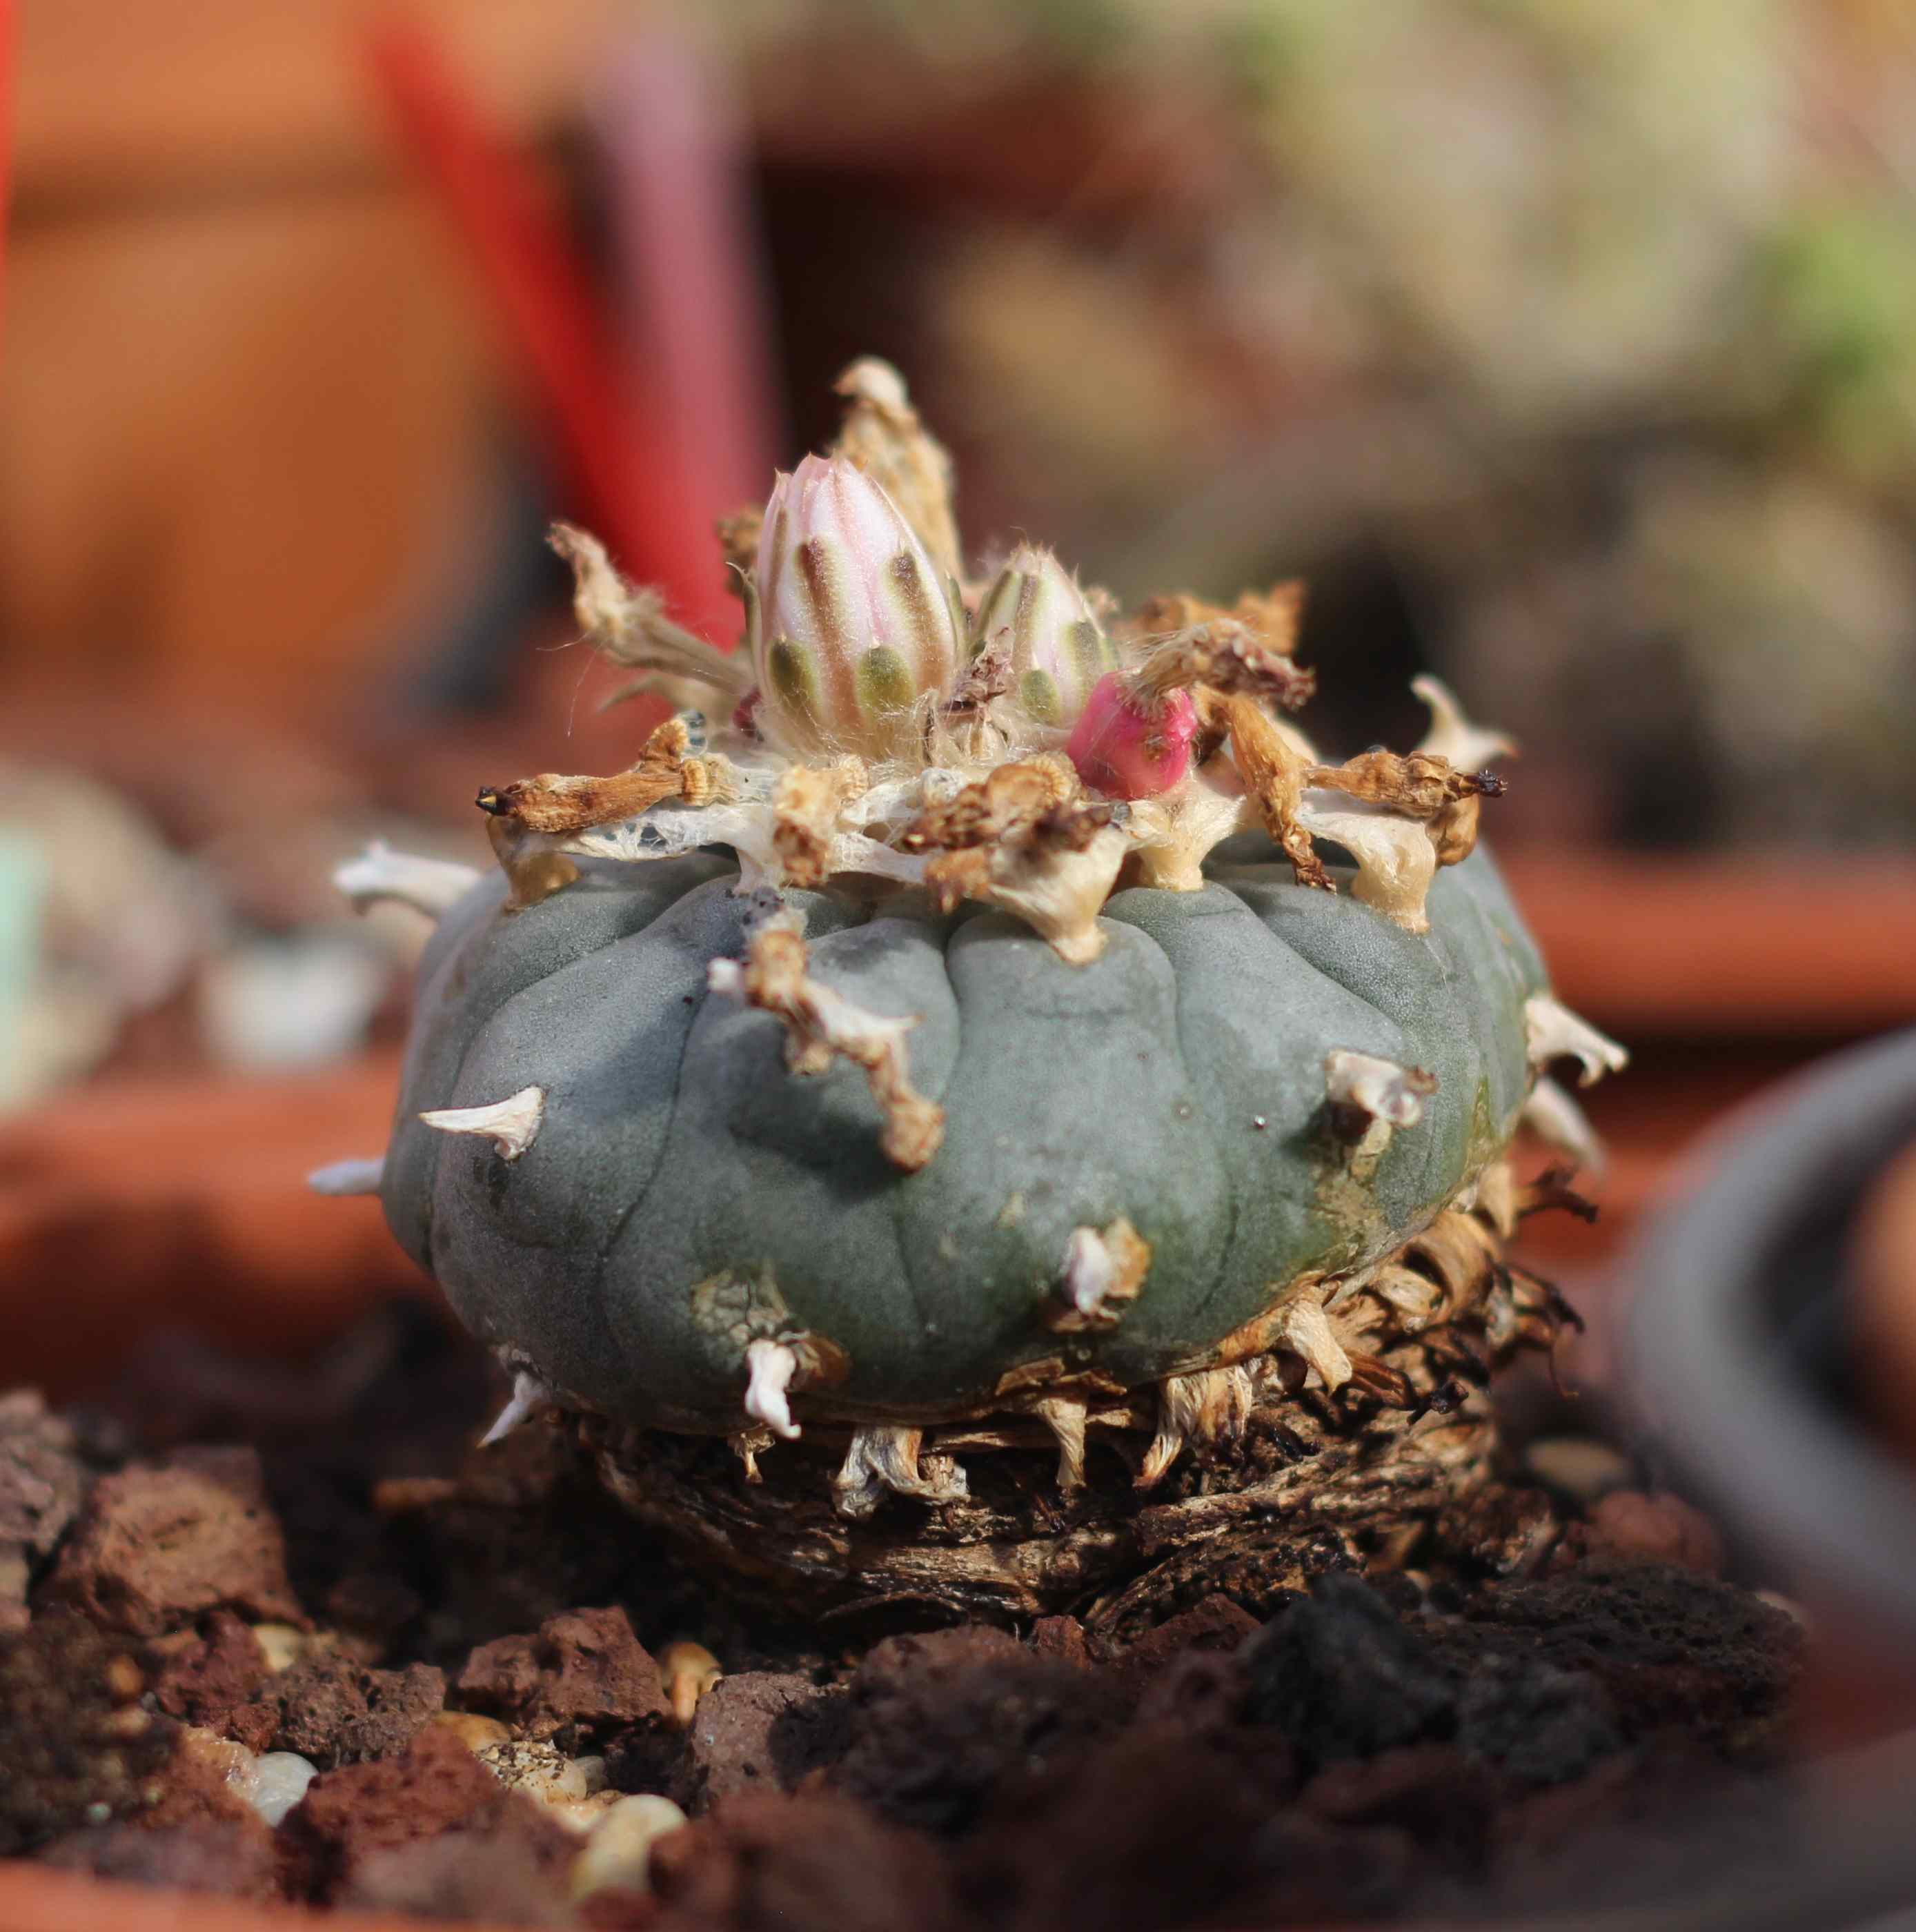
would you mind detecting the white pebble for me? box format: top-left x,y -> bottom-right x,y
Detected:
478,1739 -> 607,1804
250,1623 -> 306,1673
1523,1435 -> 1634,1504
241,1751 -> 317,1826
570,1793 -> 689,1901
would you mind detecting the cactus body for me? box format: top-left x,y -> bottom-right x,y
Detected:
335,359 -> 1621,1619
382,843 -> 1545,1432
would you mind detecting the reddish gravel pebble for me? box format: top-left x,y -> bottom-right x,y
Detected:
44,1448 -> 303,1637
277,1724 -> 571,1904
39,1820 -> 279,1901
145,1610 -> 270,1729
649,1791 -> 965,1932
1585,1492 -> 1728,1576
228,1652 -> 446,1766
674,1671 -> 849,1811
1108,1593 -> 1261,1681
457,1604 -> 669,1743
0,1392 -> 92,1636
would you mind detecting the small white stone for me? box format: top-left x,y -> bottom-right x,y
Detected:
570,1793 -> 689,1901
199,933 -> 388,1072
549,1795 -> 618,1834
241,1751 -> 317,1826
1524,1436 -> 1634,1505
250,1623 -> 307,1673
478,1739 -> 606,1806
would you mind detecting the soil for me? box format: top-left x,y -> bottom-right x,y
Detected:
0,1300 -> 1815,1929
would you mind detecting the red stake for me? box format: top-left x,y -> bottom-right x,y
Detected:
594,30 -> 781,558
358,13 -> 734,644
0,0 -> 15,359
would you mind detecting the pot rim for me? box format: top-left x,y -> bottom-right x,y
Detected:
1627,1027 -> 1916,1642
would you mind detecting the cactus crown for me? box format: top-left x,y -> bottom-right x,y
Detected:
481,357 -> 1514,963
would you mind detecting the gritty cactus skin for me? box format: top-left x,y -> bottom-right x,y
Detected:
380,840 -> 1547,1433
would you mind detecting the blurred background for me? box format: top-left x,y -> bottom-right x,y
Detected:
3,0 -> 1916,1377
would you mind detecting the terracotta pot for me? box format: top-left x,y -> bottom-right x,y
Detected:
1497,851 -> 1916,1037
0,1054 -> 424,1401
0,1862 -> 462,1932
1625,1029 -> 1916,1746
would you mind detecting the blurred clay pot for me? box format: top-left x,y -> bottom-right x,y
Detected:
0,1056 -> 424,1401
1626,1029 -> 1916,1742
1855,1136 -> 1916,1466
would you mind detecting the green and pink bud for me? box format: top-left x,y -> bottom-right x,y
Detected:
751,454 -> 961,760
970,544 -> 1118,731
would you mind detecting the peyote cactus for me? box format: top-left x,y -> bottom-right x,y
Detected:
318,362 -> 1624,1631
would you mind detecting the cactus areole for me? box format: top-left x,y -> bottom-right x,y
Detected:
327,362 -> 1625,1628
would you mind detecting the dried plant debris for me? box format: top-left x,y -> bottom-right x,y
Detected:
477,716 -> 723,838
707,911 -> 945,1170
829,355 -> 964,584
551,522 -> 754,718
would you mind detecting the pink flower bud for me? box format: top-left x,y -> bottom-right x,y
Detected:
1066,673 -> 1197,799
751,453 -> 960,759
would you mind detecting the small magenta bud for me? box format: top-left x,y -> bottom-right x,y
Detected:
1066,674 -> 1197,798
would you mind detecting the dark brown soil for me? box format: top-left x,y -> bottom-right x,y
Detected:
0,1301 -> 1818,1928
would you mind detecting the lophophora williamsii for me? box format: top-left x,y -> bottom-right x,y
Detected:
317,359 -> 1624,1633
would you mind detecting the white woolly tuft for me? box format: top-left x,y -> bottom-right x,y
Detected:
1324,1049 -> 1435,1129
1296,800 -> 1439,933
1411,675 -> 1516,771
419,1085 -> 546,1161
334,842 -> 479,918
306,1156 -> 385,1196
743,1338 -> 800,1440
480,1370 -> 553,1446
833,1424 -> 969,1518
1524,994 -> 1629,1087
1521,1075 -> 1607,1179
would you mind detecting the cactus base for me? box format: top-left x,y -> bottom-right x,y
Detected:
574,1179 -> 1572,1635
